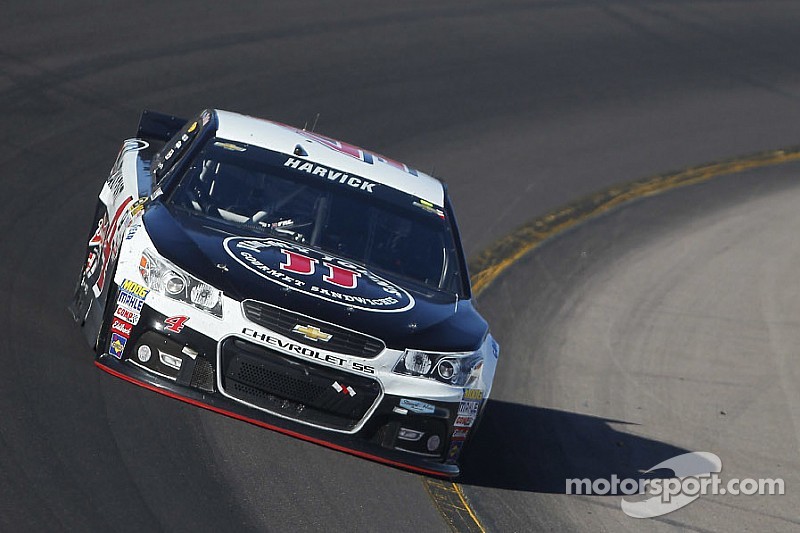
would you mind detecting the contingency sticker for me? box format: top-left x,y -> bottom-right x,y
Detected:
109,333 -> 127,359
412,199 -> 445,219
447,440 -> 465,463
116,279 -> 149,312
399,398 -> 436,415
448,387 -> 485,464
111,318 -> 133,337
114,305 -> 140,325
455,388 -> 483,426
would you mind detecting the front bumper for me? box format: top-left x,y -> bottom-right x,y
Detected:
97,302 -> 473,477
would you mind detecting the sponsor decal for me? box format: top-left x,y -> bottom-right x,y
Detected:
462,389 -> 483,401
399,398 -> 435,415
292,324 -> 332,342
454,415 -> 476,428
225,238 -> 415,313
114,305 -> 140,325
331,381 -> 356,397
164,315 -> 189,333
452,427 -> 470,440
447,440 -> 465,462
284,157 -> 377,193
214,141 -> 246,152
125,223 -> 140,240
280,250 -> 361,289
109,333 -> 127,359
242,328 -> 375,374
117,290 -> 145,312
120,279 -> 149,299
458,399 -> 480,417
129,197 -> 147,217
111,318 -> 133,337
413,199 -> 445,219
454,388 -> 483,429
116,279 -> 149,313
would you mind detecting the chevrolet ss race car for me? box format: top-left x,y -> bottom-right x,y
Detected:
69,109 -> 499,476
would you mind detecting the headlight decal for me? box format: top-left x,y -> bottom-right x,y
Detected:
139,249 -> 223,318
393,349 -> 483,387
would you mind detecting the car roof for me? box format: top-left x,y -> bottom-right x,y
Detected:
214,110 -> 444,206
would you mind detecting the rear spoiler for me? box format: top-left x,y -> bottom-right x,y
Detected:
136,110 -> 188,142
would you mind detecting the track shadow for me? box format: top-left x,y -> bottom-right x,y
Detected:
457,400 -> 691,493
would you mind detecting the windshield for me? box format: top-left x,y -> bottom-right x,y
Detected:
165,138 -> 464,294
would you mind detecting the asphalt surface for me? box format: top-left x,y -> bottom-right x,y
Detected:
462,164 -> 800,531
3,1 -> 800,531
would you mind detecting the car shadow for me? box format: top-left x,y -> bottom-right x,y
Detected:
457,399 -> 691,493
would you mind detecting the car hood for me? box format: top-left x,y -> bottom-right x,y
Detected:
142,203 -> 487,351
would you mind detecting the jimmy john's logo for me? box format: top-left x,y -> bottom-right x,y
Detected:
224,237 -> 415,313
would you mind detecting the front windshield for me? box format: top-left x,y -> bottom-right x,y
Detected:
166,138 -> 464,294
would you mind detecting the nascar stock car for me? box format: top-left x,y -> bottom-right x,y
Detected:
69,109 -> 499,476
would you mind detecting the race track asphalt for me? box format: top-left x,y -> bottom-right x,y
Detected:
462,163 -> 800,532
2,1 -> 800,531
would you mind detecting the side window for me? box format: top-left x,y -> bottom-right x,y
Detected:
152,110 -> 211,185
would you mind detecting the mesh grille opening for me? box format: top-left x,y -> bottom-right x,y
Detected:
220,337 -> 381,431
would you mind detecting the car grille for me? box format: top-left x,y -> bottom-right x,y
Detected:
219,337 -> 382,432
241,300 -> 385,358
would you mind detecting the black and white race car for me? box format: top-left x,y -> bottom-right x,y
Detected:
70,109 -> 499,477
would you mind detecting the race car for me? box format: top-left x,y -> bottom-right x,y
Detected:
69,109 -> 499,477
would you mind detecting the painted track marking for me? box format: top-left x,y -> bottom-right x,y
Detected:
426,143 -> 800,531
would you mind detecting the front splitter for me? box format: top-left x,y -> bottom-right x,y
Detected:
95,354 -> 460,478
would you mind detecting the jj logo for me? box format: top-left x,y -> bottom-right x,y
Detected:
223,237 -> 415,313
280,250 -> 361,289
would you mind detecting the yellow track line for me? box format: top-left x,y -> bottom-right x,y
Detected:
426,143 -> 800,532
423,478 -> 486,532
469,145 -> 800,297
453,483 -> 486,532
